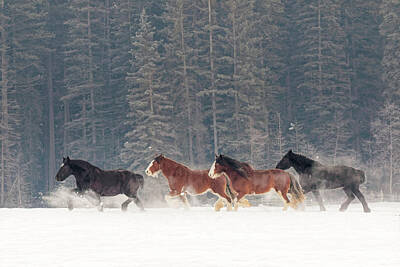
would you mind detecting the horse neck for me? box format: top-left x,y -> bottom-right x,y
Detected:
224,169 -> 242,183
290,156 -> 314,174
160,158 -> 187,178
70,160 -> 95,180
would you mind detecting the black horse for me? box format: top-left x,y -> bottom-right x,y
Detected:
55,157 -> 144,211
276,150 -> 371,213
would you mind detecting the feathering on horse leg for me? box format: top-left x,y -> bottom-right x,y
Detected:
277,190 -> 291,211
121,198 -> 133,211
351,187 -> 371,213
238,198 -> 251,207
132,195 -> 145,211
339,187 -> 355,212
214,198 -> 224,212
234,192 -> 247,211
179,192 -> 190,210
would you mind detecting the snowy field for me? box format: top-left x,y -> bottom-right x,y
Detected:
1,202 -> 399,267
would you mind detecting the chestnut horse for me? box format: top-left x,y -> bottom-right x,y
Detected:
209,154 -> 305,211
145,155 -> 250,211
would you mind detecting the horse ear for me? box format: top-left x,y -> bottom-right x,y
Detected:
288,149 -> 293,154
215,154 -> 218,159
63,157 -> 65,161
66,156 -> 70,162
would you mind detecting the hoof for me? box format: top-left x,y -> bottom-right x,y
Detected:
364,208 -> 371,213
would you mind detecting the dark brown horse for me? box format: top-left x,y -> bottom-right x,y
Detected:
55,157 -> 144,211
276,150 -> 371,212
209,154 -> 305,211
145,155 -> 250,211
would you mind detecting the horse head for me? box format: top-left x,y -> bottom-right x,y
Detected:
55,157 -> 73,181
276,150 -> 293,170
145,154 -> 164,177
208,154 -> 225,179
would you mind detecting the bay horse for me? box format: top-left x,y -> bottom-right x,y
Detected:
208,154 -> 305,211
55,157 -> 144,211
145,154 -> 250,211
276,150 -> 371,212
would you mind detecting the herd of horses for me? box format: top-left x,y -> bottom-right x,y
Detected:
55,150 -> 371,213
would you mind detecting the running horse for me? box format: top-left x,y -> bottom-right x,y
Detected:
276,150 -> 371,212
208,154 -> 305,211
145,154 -> 250,211
55,157 -> 144,211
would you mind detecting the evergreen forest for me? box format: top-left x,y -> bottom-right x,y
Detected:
0,0 -> 399,207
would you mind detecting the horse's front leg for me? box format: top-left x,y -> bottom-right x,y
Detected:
312,190 -> 326,211
67,188 -> 82,210
92,192 -> 103,212
84,190 -> 104,212
179,192 -> 190,210
234,192 -> 247,211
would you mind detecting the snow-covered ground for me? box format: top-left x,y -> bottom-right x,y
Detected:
1,202 -> 399,267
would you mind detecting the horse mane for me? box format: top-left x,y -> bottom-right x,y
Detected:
219,155 -> 253,178
157,155 -> 191,172
69,159 -> 100,175
289,151 -> 322,169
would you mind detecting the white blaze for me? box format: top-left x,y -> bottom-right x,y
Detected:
208,161 -> 220,179
145,160 -> 161,177
145,160 -> 154,176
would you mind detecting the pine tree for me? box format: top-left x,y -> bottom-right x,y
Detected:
372,102 -> 400,197
122,9 -> 177,172
342,0 -> 384,160
163,0 -> 196,166
380,0 -> 400,99
286,0 -> 352,161
63,0 -> 105,163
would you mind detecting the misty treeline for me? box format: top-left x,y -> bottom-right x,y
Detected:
0,0 -> 399,207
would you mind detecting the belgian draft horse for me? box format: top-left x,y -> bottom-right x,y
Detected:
208,154 -> 305,211
55,157 -> 144,211
145,154 -> 250,211
276,150 -> 371,212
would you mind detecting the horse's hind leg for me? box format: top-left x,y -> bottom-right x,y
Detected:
277,191 -> 290,211
121,198 -> 133,211
339,187 -> 355,212
351,186 -> 371,213
132,195 -> 145,211
123,194 -> 144,211
312,190 -> 326,211
179,192 -> 190,210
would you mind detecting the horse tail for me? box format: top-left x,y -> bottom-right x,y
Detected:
357,170 -> 366,184
288,173 -> 305,209
137,174 -> 144,190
